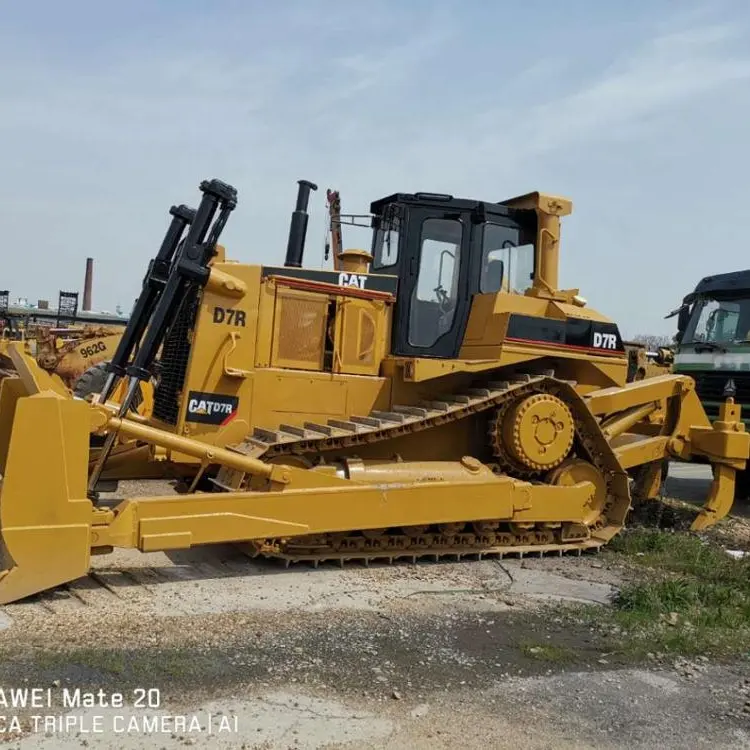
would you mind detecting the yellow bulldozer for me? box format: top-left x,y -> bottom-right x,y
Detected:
0,178 -> 746,605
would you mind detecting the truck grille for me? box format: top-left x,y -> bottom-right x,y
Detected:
152,286 -> 200,425
691,370 -> 750,420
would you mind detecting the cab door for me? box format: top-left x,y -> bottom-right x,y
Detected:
391,208 -> 472,359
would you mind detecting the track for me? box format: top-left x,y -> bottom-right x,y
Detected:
253,536 -> 603,567
214,369 -> 633,564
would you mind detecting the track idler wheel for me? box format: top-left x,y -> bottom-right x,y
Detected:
492,393 -> 575,473
547,458 -> 607,525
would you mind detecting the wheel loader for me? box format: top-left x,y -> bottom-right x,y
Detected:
0,177 -> 747,606
32,324 -> 125,391
0,325 -> 153,416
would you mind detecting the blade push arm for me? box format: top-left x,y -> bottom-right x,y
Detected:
98,203 -> 196,404
87,178 -> 238,497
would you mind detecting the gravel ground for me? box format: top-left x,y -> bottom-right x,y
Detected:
0,467 -> 748,748
3,665 -> 750,749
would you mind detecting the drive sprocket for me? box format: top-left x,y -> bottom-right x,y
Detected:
490,392 -> 574,473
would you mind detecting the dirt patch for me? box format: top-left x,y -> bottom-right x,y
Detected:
1,651 -> 748,749
0,606 -> 619,693
704,515 -> 750,552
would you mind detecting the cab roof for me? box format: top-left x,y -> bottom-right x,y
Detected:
369,192 -> 534,222
692,269 -> 750,298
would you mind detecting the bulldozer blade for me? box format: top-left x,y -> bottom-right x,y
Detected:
0,391 -> 93,603
0,387 -> 604,602
690,463 -> 736,531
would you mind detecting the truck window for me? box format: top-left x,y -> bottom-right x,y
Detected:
684,298 -> 749,343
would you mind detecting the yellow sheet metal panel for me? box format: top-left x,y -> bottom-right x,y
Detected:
174,264 -> 261,444
333,297 -> 387,377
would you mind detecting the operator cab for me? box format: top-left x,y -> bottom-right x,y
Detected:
369,192 -> 537,359
674,269 -> 750,347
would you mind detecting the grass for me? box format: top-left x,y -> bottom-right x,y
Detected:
590,528 -> 750,658
72,648 -> 129,676
9,646 -> 208,686
520,642 -> 575,663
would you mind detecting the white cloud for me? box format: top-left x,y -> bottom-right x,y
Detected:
0,3 -> 748,338
454,22 -> 750,174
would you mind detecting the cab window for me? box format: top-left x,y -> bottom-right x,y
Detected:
480,223 -> 534,294
371,207 -> 401,270
408,218 -> 463,348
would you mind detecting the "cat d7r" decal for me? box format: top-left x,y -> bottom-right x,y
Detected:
592,332 -> 618,350
186,391 -> 239,425
212,306 -> 246,327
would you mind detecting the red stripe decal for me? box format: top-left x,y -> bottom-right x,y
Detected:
268,275 -> 395,302
505,337 -> 625,357
221,411 -> 237,426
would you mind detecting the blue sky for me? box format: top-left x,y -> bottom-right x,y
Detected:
1,0 -> 749,336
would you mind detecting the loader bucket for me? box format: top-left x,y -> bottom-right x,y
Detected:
0,388 -> 94,603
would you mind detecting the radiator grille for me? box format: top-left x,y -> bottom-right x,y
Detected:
152,287 -> 200,425
692,370 -> 750,402
274,292 -> 327,366
692,369 -> 750,421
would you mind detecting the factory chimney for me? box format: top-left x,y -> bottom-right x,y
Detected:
83,257 -> 93,311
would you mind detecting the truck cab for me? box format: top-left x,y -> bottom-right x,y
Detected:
673,269 -> 750,427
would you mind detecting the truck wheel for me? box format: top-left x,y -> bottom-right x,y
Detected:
73,363 -> 108,401
73,363 -> 143,410
73,364 -> 144,450
73,364 -> 109,448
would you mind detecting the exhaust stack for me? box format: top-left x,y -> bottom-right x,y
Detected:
284,180 -> 318,268
83,257 -> 93,311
